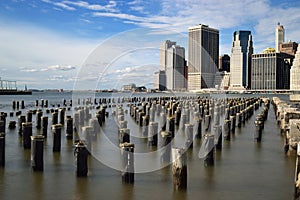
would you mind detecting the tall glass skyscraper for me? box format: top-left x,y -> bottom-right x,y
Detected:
188,24 -> 219,90
230,30 -> 253,90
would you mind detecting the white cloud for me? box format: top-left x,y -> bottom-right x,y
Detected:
42,65 -> 76,71
41,0 -> 118,12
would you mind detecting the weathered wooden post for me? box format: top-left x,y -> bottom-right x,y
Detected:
119,128 -> 130,144
160,112 -> 166,131
172,147 -> 187,190
22,122 -> 32,149
0,133 -> 5,167
26,110 -> 32,123
224,120 -> 231,141
52,112 -> 58,125
21,100 -> 25,109
142,115 -> 149,136
0,120 -> 5,134
175,109 -> 181,126
36,110 -> 43,129
74,141 -> 89,177
66,116 -> 73,139
167,117 -> 175,137
236,112 -> 242,128
160,131 -> 172,163
41,116 -> 48,138
254,119 -> 263,142
52,124 -> 62,152
230,116 -> 236,134
31,135 -> 44,171
60,108 -> 65,125
82,126 -> 93,153
185,124 -> 194,149
214,125 -> 222,150
204,134 -> 215,166
204,114 -> 211,132
148,122 -> 158,146
194,117 -> 202,139
120,143 -> 135,183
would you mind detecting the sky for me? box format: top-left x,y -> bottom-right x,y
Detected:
1,0 -> 300,90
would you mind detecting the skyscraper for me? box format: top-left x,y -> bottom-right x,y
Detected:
276,22 -> 285,52
159,40 -> 186,91
160,40 -> 176,71
290,44 -> 300,90
188,24 -> 219,90
166,44 -> 186,91
229,30 -> 253,90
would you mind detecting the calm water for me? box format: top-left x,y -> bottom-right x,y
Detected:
0,92 -> 296,200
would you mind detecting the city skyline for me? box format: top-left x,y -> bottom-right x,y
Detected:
1,0 -> 300,89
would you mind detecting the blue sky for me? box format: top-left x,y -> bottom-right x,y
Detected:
1,0 -> 300,90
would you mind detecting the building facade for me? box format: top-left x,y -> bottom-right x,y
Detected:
165,44 -> 186,91
291,44 -> 300,90
219,54 -> 230,72
160,40 -> 177,71
153,70 -> 166,91
230,30 -> 253,90
280,41 -> 298,56
276,22 -> 285,52
251,52 -> 292,90
188,24 -> 219,90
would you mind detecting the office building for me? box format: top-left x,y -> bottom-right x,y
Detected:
160,40 -> 176,71
188,24 -> 219,90
154,70 -> 166,91
291,44 -> 300,90
251,52 -> 292,90
219,54 -> 230,72
165,44 -> 186,91
230,30 -> 253,90
276,22 -> 285,52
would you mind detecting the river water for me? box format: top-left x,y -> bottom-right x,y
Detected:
0,92 -> 296,200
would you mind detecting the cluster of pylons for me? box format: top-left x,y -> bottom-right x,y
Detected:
272,97 -> 300,200
0,95 -> 268,191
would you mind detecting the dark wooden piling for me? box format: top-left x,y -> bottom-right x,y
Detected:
66,116 -> 73,139
31,135 -> 44,171
224,120 -> 231,141
0,120 -> 5,133
160,112 -> 166,131
214,125 -> 222,150
194,117 -> 202,139
60,108 -> 65,125
52,124 -> 62,152
18,115 -> 26,136
254,119 -> 263,142
21,100 -> 25,109
204,114 -> 211,132
160,131 -> 172,163
0,133 -> 5,167
82,126 -> 93,153
22,122 -> 32,149
120,143 -> 135,183
172,147 -> 187,190
119,128 -> 130,144
26,110 -> 32,123
8,121 -> 16,129
230,116 -> 236,134
41,116 -> 48,138
74,141 -> 89,177
185,124 -> 193,149
52,112 -> 58,125
36,110 -> 43,129
167,117 -> 175,137
204,134 -> 215,166
148,122 -> 158,146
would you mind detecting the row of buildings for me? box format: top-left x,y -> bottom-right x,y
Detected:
154,23 -> 300,91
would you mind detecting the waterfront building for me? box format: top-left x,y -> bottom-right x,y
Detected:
188,24 -> 219,90
165,44 -> 186,91
251,52 -> 292,90
154,70 -> 166,91
122,83 -> 136,91
219,54 -> 230,72
229,30 -> 253,90
291,44 -> 300,90
276,22 -> 285,52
